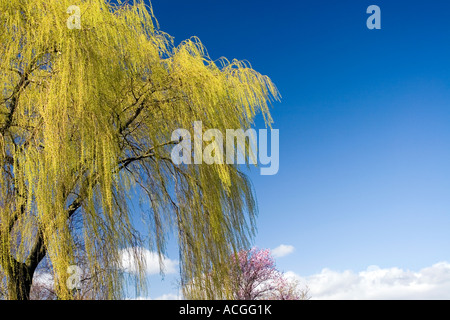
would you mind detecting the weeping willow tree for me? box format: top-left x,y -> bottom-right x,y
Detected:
0,0 -> 279,300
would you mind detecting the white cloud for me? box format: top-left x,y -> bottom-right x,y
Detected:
120,247 -> 178,275
286,262 -> 450,300
32,272 -> 54,287
131,293 -> 182,300
154,293 -> 182,300
271,244 -> 295,258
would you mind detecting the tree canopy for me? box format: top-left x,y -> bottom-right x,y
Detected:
0,0 -> 279,299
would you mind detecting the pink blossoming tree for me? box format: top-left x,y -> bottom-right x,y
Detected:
184,247 -> 309,300
230,248 -> 309,300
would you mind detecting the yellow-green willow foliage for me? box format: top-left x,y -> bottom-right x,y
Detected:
0,0 -> 279,299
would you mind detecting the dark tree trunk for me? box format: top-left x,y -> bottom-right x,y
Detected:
4,232 -> 47,300
2,192 -> 80,300
7,260 -> 33,300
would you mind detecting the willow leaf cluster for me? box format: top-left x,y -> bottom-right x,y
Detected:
0,0 -> 279,299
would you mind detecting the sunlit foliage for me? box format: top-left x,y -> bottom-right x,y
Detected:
0,0 -> 278,299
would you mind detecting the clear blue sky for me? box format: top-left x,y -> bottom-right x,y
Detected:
134,0 -> 450,298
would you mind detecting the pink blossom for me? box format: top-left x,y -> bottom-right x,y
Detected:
229,247 -> 307,300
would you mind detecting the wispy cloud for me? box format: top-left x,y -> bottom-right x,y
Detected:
120,247 -> 178,275
153,293 -> 182,300
132,293 -> 182,300
271,244 -> 295,258
286,262 -> 450,299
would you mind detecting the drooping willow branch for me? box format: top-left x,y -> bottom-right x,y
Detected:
0,0 -> 278,300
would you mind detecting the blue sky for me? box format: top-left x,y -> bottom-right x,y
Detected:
128,0 -> 450,299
